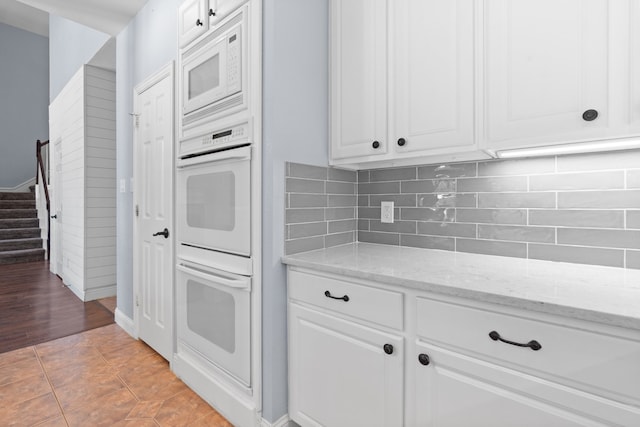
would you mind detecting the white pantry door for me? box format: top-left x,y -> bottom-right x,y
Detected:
134,63 -> 174,361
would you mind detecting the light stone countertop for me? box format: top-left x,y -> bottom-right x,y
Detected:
282,242 -> 640,331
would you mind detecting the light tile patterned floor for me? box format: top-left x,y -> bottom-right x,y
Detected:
0,324 -> 233,426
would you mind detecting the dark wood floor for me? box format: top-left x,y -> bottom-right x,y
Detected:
0,261 -> 114,354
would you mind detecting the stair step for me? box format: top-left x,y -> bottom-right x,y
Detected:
0,192 -> 35,201
0,209 -> 37,219
0,228 -> 40,239
0,248 -> 45,265
0,200 -> 36,209
0,219 -> 39,229
0,238 -> 42,251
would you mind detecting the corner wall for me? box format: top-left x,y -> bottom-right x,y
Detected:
115,0 -> 182,320
261,0 -> 329,421
49,16 -> 109,102
0,23 -> 49,188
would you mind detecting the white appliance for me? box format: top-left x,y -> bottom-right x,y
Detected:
181,6 -> 247,131
176,144 -> 251,259
176,259 -> 251,386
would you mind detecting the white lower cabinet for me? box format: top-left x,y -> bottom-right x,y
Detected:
288,267 -> 640,427
289,304 -> 404,427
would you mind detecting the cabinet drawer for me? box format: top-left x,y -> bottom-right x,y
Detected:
416,296 -> 640,405
288,270 -> 403,330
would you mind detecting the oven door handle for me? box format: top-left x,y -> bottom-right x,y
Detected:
177,146 -> 251,168
177,263 -> 251,290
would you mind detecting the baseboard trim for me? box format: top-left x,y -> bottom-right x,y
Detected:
261,414 -> 294,427
115,308 -> 137,339
0,177 -> 36,192
84,284 -> 117,301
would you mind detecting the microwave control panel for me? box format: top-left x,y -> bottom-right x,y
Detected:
179,120 -> 252,158
227,30 -> 242,93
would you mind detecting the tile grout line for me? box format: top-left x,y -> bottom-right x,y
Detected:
33,345 -> 70,427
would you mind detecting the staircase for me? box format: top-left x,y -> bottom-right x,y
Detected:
0,192 -> 45,265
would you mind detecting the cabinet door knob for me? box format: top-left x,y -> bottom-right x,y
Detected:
397,138 -> 406,147
372,140 -> 380,149
196,19 -> 203,26
418,353 -> 430,366
582,109 -> 598,121
209,8 -> 216,16
383,344 -> 394,355
153,228 -> 170,239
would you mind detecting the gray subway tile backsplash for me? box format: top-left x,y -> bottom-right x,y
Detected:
285,149 -> 640,269
628,170 -> 640,188
528,244 -> 625,268
529,209 -> 624,229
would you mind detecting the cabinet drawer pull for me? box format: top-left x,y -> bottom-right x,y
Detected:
383,344 -> 394,355
397,137 -> 406,147
418,353 -> 430,366
372,140 -> 380,149
489,330 -> 542,351
324,290 -> 349,302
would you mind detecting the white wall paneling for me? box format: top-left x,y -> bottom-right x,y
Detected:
48,64 -> 117,301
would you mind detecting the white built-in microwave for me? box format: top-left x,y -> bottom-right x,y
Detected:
181,6 -> 247,130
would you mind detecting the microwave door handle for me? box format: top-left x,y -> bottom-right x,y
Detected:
177,146 -> 251,168
177,263 -> 250,290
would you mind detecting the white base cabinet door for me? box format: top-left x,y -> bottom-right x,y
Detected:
413,342 -> 638,427
289,304 -> 404,427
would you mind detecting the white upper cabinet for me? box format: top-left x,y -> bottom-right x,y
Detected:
330,0 -> 640,167
330,0 -> 388,160
331,0 -> 477,165
179,0 -> 209,48
392,0 -> 475,154
209,0 -> 248,26
484,0 -> 640,151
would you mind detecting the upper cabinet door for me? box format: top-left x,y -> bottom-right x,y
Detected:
179,0 -> 209,48
330,0 -> 388,160
485,0 -> 623,150
392,0 -> 475,154
209,0 -> 248,26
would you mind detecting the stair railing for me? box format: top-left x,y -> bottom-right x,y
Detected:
35,139 -> 50,260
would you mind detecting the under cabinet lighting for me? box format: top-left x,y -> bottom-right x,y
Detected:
495,137 -> 640,159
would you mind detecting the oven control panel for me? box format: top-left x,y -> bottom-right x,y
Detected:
179,119 -> 252,158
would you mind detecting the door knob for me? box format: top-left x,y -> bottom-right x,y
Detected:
418,353 -> 430,366
397,138 -> 406,147
153,228 -> 170,239
372,140 -> 381,149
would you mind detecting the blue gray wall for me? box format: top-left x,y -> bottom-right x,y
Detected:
0,23 -> 49,188
262,0 -> 329,421
49,16 -> 109,102
115,0 -> 182,321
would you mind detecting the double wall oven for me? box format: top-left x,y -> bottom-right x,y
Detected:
176,3 -> 253,388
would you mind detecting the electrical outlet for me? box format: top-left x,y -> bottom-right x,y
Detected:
381,201 -> 394,224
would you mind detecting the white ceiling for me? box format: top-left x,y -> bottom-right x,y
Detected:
0,0 -> 148,37
0,0 -> 48,36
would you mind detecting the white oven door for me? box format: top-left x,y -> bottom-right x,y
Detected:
176,260 -> 251,386
177,146 -> 251,256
